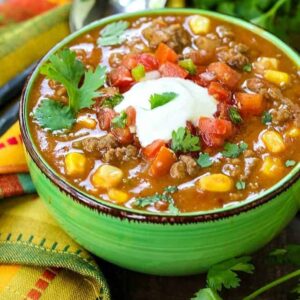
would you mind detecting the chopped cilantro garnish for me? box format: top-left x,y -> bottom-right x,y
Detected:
179,59 -> 197,75
285,160 -> 296,167
149,92 -> 178,109
111,111 -> 127,128
262,111 -> 272,124
98,21 -> 129,46
131,64 -> 145,81
134,186 -> 179,214
243,63 -> 252,72
236,180 -> 246,190
197,153 -> 213,168
171,127 -> 201,153
222,142 -> 248,158
102,94 -> 124,108
228,107 -> 243,124
34,49 -> 106,131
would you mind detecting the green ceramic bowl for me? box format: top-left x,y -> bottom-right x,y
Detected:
20,8 -> 300,276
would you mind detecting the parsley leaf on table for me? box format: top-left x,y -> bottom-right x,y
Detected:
34,49 -> 106,131
197,153 -> 213,168
98,21 -> 129,46
149,92 -> 178,109
111,111 -> 127,128
222,142 -> 248,158
34,100 -> 75,131
191,288 -> 222,300
207,256 -> 254,291
269,244 -> 300,266
171,127 -> 201,153
102,94 -> 124,108
228,107 -> 243,124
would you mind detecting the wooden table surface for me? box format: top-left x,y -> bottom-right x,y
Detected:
98,214 -> 300,300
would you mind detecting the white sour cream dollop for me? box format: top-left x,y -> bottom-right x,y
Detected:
114,77 -> 217,147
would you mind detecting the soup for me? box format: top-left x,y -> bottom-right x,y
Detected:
27,14 -> 300,214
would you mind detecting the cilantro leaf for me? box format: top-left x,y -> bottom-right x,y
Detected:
134,186 -> 179,214
35,49 -> 106,131
242,63 -> 252,72
102,94 -> 124,108
207,256 -> 254,291
269,244 -> 300,266
111,111 -> 127,128
261,111 -> 272,124
171,127 -> 201,153
179,59 -> 197,75
131,64 -> 145,81
98,21 -> 129,46
34,99 -> 75,131
191,288 -> 222,300
236,180 -> 246,190
149,92 -> 178,109
228,107 -> 243,124
222,142 -> 248,158
285,160 -> 296,167
197,153 -> 213,168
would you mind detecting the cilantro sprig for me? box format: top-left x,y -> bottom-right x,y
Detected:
171,127 -> 201,153
134,186 -> 179,214
228,107 -> 243,124
34,49 -> 106,131
98,21 -> 129,46
149,92 -> 178,109
222,142 -> 248,158
102,94 -> 124,108
197,153 -> 213,168
261,111 -> 272,125
111,111 -> 127,128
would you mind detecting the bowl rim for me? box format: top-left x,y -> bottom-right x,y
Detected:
20,8 -> 300,224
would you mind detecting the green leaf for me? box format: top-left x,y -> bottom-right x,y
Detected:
191,288 -> 223,300
228,107 -> 243,124
111,111 -> 127,128
243,63 -> 252,72
102,94 -> 124,108
269,244 -> 300,266
179,59 -> 197,75
98,21 -> 129,46
197,153 -> 213,168
291,281 -> 300,299
222,142 -> 248,158
261,111 -> 272,124
164,185 -> 178,193
131,64 -> 145,81
207,256 -> 254,291
236,180 -> 246,190
171,127 -> 201,153
285,160 -> 296,167
34,99 -> 75,131
149,92 -> 178,109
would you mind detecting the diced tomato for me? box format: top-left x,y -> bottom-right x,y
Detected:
208,81 -> 231,103
125,106 -> 136,127
108,65 -> 134,91
198,117 -> 233,147
155,43 -> 178,64
111,127 -> 133,145
149,146 -> 177,177
142,139 -> 166,160
207,62 -> 241,89
97,108 -> 116,131
159,62 -> 188,78
235,92 -> 264,116
122,53 -> 159,71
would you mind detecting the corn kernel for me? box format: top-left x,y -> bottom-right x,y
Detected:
257,57 -> 279,70
264,70 -> 290,86
65,152 -> 87,176
108,188 -> 129,204
262,130 -> 286,153
261,156 -> 284,177
189,15 -> 210,34
286,127 -> 300,138
196,174 -> 233,192
91,164 -> 123,188
77,117 -> 97,129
